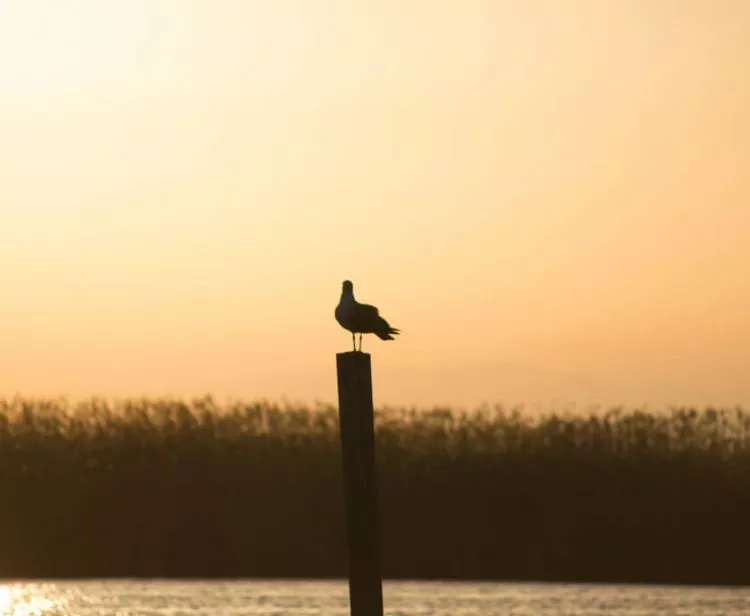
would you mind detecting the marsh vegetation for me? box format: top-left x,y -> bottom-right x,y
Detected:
0,397 -> 747,584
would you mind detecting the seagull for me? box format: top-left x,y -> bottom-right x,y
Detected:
335,280 -> 400,352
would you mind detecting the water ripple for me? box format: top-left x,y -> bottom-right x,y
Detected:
0,580 -> 748,615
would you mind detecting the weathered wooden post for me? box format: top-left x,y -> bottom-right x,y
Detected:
336,351 -> 384,616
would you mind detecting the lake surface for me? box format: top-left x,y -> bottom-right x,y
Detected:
1,580 -> 749,615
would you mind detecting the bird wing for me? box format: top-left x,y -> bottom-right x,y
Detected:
350,303 -> 383,332
358,303 -> 380,318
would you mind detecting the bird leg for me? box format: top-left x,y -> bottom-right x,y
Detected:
358,333 -> 363,352
352,332 -> 356,351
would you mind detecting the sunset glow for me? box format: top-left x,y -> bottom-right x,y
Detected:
1,1 -> 748,408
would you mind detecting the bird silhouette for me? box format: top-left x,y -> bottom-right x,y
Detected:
335,280 -> 400,352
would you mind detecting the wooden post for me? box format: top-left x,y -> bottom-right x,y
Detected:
336,351 -> 384,616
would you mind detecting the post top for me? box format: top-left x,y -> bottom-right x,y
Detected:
337,351 -> 371,359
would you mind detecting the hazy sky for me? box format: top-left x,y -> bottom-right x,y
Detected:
1,1 -> 748,409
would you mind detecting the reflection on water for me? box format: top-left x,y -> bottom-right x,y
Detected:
0,580 -> 749,615
0,585 -> 65,616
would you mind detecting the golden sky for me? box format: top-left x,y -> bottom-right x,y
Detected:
1,1 -> 748,409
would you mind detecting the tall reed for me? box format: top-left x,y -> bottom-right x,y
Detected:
0,397 -> 747,584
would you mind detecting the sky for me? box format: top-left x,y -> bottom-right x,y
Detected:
1,0 -> 748,410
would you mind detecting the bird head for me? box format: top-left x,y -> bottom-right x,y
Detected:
342,280 -> 354,294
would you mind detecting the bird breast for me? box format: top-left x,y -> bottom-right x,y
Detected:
335,301 -> 355,330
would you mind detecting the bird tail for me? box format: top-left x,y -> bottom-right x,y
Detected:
376,326 -> 401,341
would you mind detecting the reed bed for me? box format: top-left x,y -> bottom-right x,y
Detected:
0,397 -> 748,584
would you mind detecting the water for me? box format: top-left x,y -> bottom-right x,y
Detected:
1,580 -> 749,615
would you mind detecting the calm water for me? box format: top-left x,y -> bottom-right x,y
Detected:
0,580 -> 749,615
